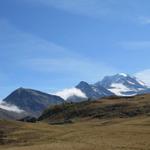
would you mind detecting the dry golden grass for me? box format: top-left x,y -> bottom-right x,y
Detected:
39,94 -> 150,122
0,116 -> 150,150
1,94 -> 150,150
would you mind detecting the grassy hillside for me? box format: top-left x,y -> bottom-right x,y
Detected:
39,94 -> 150,122
0,117 -> 150,150
0,94 -> 150,150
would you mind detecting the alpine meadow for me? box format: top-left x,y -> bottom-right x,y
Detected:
0,1 -> 150,150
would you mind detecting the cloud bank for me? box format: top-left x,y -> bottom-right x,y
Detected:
0,101 -> 24,113
55,88 -> 87,100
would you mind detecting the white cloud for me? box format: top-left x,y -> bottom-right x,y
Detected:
135,69 -> 150,86
55,88 -> 87,100
0,101 -> 24,113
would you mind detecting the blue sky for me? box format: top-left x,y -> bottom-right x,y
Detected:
0,0 -> 150,99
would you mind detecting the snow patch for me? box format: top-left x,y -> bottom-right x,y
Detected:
136,78 -> 147,87
55,88 -> 87,100
0,101 -> 24,113
92,87 -> 99,93
108,83 -> 132,96
118,73 -> 128,77
127,81 -> 135,85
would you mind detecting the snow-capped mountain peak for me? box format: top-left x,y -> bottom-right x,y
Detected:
54,73 -> 150,102
96,73 -> 149,96
118,73 -> 128,77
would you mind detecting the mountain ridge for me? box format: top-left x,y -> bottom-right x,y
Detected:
1,73 -> 150,120
98,73 -> 149,96
3,88 -> 65,117
56,73 -> 150,101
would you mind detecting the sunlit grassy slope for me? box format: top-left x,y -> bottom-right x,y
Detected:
39,94 -> 150,122
0,94 -> 150,150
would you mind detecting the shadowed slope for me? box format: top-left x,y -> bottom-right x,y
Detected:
39,94 -> 150,122
3,88 -> 65,117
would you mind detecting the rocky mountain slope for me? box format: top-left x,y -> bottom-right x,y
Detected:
76,81 -> 114,100
1,73 -> 150,119
3,88 -> 65,117
57,73 -> 150,102
97,73 -> 149,96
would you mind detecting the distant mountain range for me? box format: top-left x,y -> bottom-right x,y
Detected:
0,73 -> 150,120
97,73 -> 149,96
76,81 -> 114,100
58,73 -> 150,101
